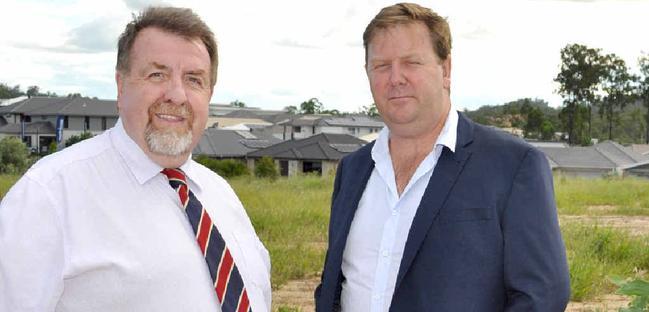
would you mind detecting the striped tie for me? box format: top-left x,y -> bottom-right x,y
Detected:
162,168 -> 252,312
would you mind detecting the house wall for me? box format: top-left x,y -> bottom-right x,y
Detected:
322,160 -> 338,176
624,164 -> 649,179
553,167 -> 616,179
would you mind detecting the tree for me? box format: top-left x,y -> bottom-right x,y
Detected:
320,109 -> 341,116
254,156 -> 278,180
554,44 -> 606,145
0,83 -> 24,99
361,103 -> 379,117
0,137 -> 30,174
27,85 -> 40,98
230,100 -> 246,108
299,98 -> 323,114
64,131 -> 94,147
639,53 -> 649,143
284,105 -> 298,114
597,53 -> 637,140
523,105 -> 545,139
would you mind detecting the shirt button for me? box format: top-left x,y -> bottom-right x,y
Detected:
373,294 -> 381,300
391,210 -> 398,216
382,250 -> 389,257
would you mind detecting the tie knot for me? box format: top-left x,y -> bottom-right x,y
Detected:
162,168 -> 187,186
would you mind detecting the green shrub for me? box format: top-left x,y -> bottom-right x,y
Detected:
194,156 -> 249,178
0,137 -> 30,174
64,131 -> 93,147
254,156 -> 278,180
610,276 -> 649,311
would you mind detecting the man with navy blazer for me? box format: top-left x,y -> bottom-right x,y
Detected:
315,3 -> 570,311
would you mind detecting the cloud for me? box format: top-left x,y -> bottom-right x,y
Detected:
65,17 -> 123,52
11,16 -> 123,54
123,0 -> 169,11
273,38 -> 319,49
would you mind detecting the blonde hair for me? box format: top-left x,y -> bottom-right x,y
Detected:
363,3 -> 452,62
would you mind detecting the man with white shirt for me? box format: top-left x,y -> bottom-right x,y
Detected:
0,7 -> 270,311
315,3 -> 570,311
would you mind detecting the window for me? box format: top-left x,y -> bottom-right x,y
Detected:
294,126 -> 301,133
64,116 -> 69,129
280,160 -> 289,176
303,161 -> 322,175
84,116 -> 90,131
102,117 -> 107,130
23,116 -> 31,122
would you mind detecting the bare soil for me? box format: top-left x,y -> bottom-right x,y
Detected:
272,214 -> 647,311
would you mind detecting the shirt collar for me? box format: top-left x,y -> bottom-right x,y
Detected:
372,108 -> 459,162
110,119 -> 200,190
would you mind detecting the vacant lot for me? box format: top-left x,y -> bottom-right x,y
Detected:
2,174 -> 648,311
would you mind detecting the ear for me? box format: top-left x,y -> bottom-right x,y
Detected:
442,55 -> 451,89
115,71 -> 125,111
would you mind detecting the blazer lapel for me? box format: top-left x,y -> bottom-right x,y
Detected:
393,113 -> 475,291
327,143 -> 376,283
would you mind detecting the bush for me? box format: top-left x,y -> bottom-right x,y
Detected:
64,131 -> 93,147
254,156 -> 279,180
194,156 -> 249,178
0,137 -> 30,174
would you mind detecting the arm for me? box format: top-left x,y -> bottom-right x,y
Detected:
0,176 -> 65,311
503,148 -> 570,311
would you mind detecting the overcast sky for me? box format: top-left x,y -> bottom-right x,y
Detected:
1,0 -> 647,112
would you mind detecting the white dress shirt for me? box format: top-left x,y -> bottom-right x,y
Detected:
0,120 -> 271,312
340,110 -> 458,312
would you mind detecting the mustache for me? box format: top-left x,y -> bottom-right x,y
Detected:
148,102 -> 193,119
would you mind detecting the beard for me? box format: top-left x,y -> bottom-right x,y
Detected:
144,102 -> 194,157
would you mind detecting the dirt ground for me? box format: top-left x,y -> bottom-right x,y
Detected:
272,214 -> 647,311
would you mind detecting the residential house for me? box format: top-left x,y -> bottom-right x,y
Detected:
279,115 -> 384,140
193,128 -> 281,159
536,140 -> 649,178
0,96 -> 118,152
247,133 -> 366,176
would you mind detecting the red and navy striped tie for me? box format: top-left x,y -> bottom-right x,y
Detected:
162,168 -> 252,312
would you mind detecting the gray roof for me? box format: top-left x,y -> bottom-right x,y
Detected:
247,133 -> 366,160
322,116 -> 384,128
193,128 -> 281,158
223,110 -> 293,124
0,96 -> 118,117
538,140 -> 649,170
0,121 -> 55,135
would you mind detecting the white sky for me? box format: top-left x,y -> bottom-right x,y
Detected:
1,0 -> 647,112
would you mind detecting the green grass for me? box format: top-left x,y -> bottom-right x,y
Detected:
555,175 -> 649,216
0,174 -> 20,199
562,221 -> 649,301
3,172 -> 649,302
229,174 -> 333,289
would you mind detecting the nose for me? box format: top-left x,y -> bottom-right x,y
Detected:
163,75 -> 188,105
389,62 -> 406,86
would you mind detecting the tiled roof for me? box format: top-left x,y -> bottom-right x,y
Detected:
193,128 -> 281,158
247,133 -> 366,160
0,96 -> 117,117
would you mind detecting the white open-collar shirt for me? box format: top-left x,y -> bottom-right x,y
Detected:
0,120 -> 271,311
341,109 -> 458,312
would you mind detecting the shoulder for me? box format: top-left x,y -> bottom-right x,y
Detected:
24,130 -> 113,185
339,141 -> 373,167
461,114 -> 539,162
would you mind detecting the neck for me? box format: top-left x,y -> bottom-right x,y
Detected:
148,151 -> 191,169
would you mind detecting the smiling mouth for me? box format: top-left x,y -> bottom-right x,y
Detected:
155,113 -> 185,122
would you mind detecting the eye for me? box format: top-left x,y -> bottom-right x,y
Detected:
187,76 -> 205,88
148,72 -> 164,80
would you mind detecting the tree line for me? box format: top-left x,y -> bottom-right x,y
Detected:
554,44 -> 649,145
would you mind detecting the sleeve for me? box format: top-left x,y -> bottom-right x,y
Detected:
502,148 -> 571,311
0,176 -> 65,311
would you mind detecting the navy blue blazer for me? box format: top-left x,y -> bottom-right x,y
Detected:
315,113 -> 570,311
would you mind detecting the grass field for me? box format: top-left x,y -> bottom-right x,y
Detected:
2,173 -> 649,303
